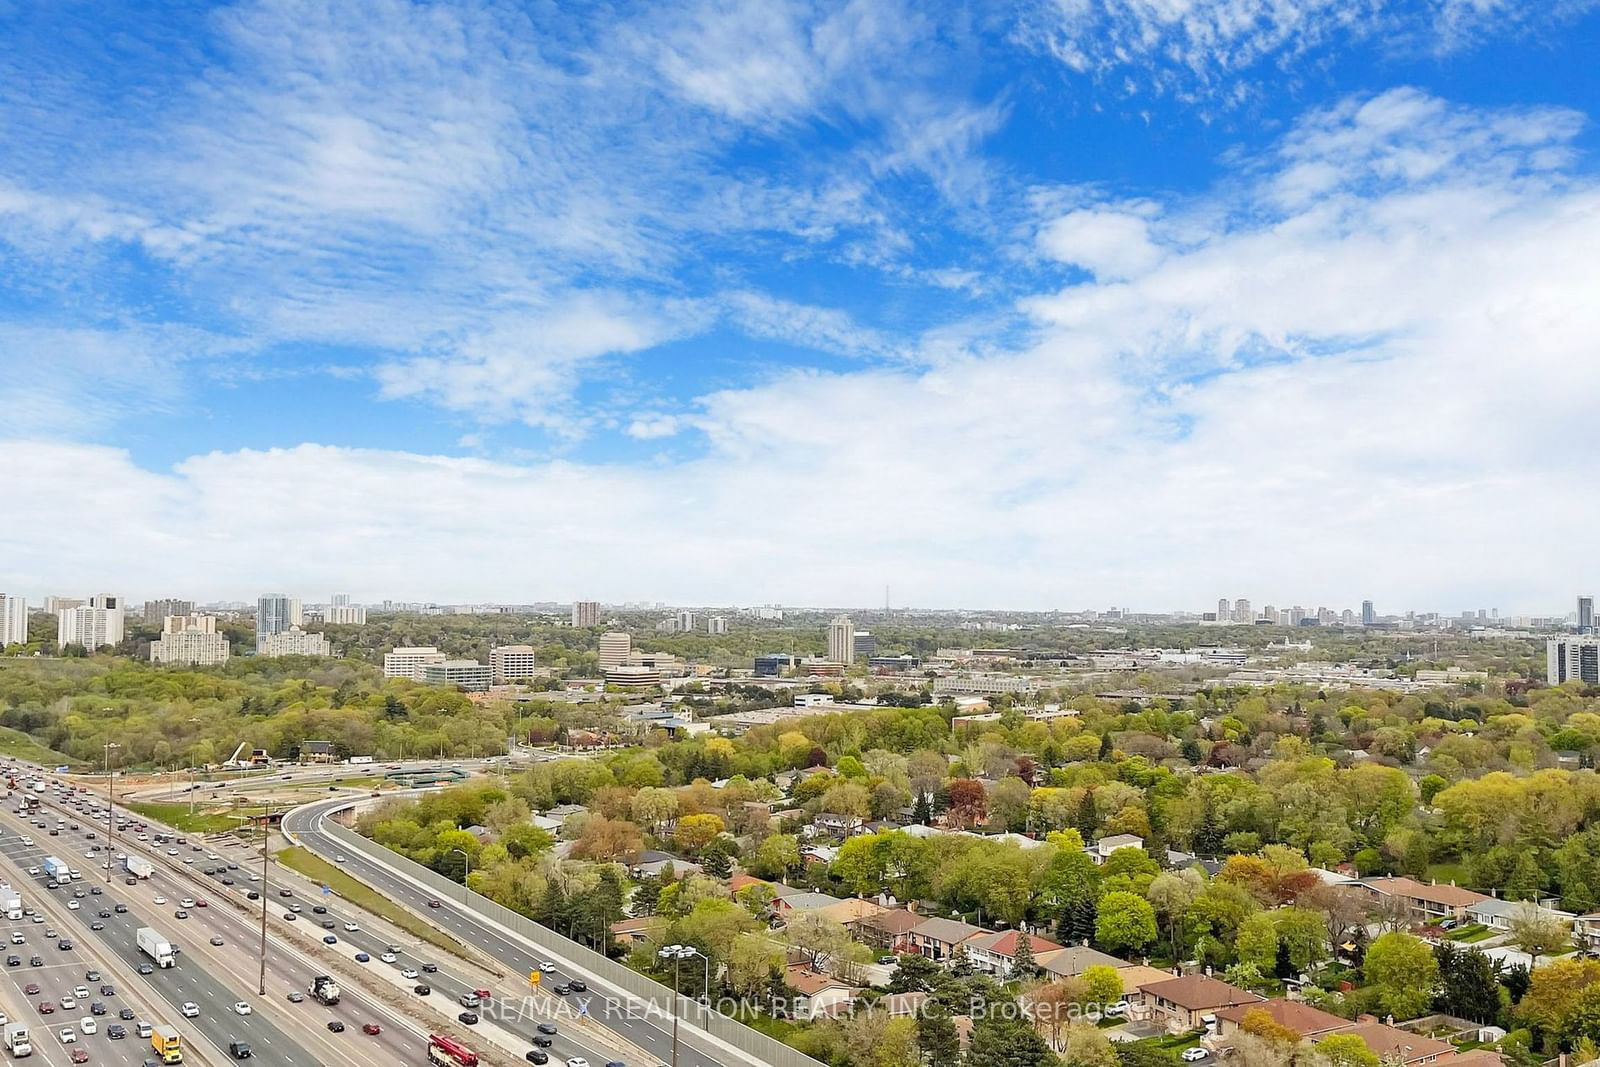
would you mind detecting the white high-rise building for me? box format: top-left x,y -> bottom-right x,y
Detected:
1233,598 -> 1252,623
57,596 -> 125,650
384,646 -> 446,678
598,632 -> 632,670
707,615 -> 728,636
489,645 -> 538,683
0,594 -> 28,648
258,627 -> 331,657
326,594 -> 367,625
256,593 -> 292,650
1549,637 -> 1600,685
827,615 -> 855,665
675,611 -> 696,633
1217,598 -> 1231,621
150,614 -> 230,667
143,598 -> 195,624
571,601 -> 601,627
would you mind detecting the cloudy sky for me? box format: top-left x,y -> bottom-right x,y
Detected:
2,0 -> 1598,612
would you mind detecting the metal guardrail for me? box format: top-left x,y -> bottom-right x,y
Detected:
316,819 -> 829,1067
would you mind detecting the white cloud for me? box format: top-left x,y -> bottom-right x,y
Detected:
1036,208 -> 1165,280
5,89 -> 1594,609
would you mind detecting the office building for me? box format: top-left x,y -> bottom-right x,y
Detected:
675,610 -> 696,633
150,614 -> 230,667
257,627 -> 331,657
853,630 -> 876,658
42,596 -> 83,615
598,632 -> 632,671
256,593 -> 293,650
57,595 -> 125,650
1217,598 -> 1230,621
489,645 -> 538,683
827,615 -> 855,665
1581,596 -> 1595,635
420,660 -> 493,691
143,598 -> 195,624
754,653 -> 797,677
1233,599 -> 1252,624
0,594 -> 28,648
571,601 -> 601,627
1549,637 -> 1600,686
707,615 -> 728,636
1362,600 -> 1376,626
383,646 -> 447,678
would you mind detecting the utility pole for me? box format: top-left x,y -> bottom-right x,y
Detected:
449,848 -> 471,902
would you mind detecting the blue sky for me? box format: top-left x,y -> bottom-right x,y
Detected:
3,0 -> 1599,610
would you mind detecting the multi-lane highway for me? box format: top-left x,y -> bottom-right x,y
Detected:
0,787 -> 425,1066
287,796 -> 763,1067
24,769 -> 628,1067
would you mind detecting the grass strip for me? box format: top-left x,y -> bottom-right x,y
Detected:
277,845 -> 469,959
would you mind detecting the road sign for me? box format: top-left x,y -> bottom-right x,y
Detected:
528,969 -> 541,987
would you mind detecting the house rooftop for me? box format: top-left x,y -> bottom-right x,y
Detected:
1139,974 -> 1262,1011
785,967 -> 856,996
909,916 -> 985,944
1361,876 -> 1489,908
1216,998 -> 1348,1037
1035,945 -> 1128,977
1336,1022 -> 1454,1064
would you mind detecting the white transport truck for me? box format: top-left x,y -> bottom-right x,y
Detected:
124,854 -> 154,879
0,885 -> 21,921
3,1022 -> 31,1057
136,926 -> 175,968
41,857 -> 69,884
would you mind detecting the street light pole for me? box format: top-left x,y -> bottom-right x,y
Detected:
658,943 -> 707,1067
449,847 -> 470,902
103,740 -> 120,884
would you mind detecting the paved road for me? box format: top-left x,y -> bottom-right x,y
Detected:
288,795 -> 749,1067
2,789 -> 422,1067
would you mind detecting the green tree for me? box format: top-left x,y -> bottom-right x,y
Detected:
1364,932 -> 1440,1020
1096,891 -> 1158,956
1236,912 -> 1279,972
915,1008 -> 960,1065
966,1015 -> 1059,1067
1317,1034 -> 1382,1067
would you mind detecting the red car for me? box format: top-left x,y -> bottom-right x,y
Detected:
37,1001 -> 54,1014
196,899 -> 209,908
23,983 -> 40,995
362,1023 -> 382,1035
71,1050 -> 89,1065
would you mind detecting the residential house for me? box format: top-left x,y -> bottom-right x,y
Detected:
782,967 -> 859,1020
962,929 -> 1064,979
772,891 -> 845,919
630,850 -> 702,879
301,740 -> 336,763
906,916 -> 985,962
859,909 -> 924,951
1574,912 -> 1600,952
1115,965 -> 1178,999
1464,898 -> 1574,935
1214,998 -> 1349,1039
1335,1020 -> 1455,1067
1358,877 -> 1490,924
1090,834 -> 1145,863
1034,945 -> 1129,980
811,812 -> 864,837
1137,975 -> 1262,1032
814,897 -> 888,933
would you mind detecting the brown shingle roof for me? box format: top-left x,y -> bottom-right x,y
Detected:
1140,974 -> 1263,1011
1217,998 -> 1349,1037
1334,1022 -> 1454,1065
1362,876 -> 1488,909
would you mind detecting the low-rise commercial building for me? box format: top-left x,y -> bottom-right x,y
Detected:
420,660 -> 493,691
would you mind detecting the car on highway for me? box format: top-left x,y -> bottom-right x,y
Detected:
118,1008 -> 134,1020
313,905 -> 327,914
342,921 -> 359,932
152,896 -> 166,905
566,1059 -> 590,1067
458,1011 -> 479,1025
114,903 -> 127,913
174,909 -> 189,919
24,983 -> 40,995
533,1035 -> 553,1048
90,921 -> 105,931
537,1023 -> 558,1035
79,1018 -> 96,1035
211,936 -> 225,946
37,1001 -> 55,1014
327,1021 -> 345,1033
526,1053 -> 548,1065
233,1002 -> 252,1016
229,1040 -> 252,1059
354,952 -> 370,963
180,1002 -> 200,1018
569,980 -> 587,993
401,968 -> 419,980
282,912 -> 296,921
421,962 -> 438,973
179,898 -> 195,908
73,986 -> 88,999
137,963 -> 153,975
107,1023 -> 126,1039
379,952 -> 397,964
5,956 -> 18,967
413,985 -> 431,996
362,1023 -> 381,1035
323,935 -> 338,945
66,900 -> 80,910
538,960 -> 556,971
60,996 -> 76,1010
428,899 -> 442,908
